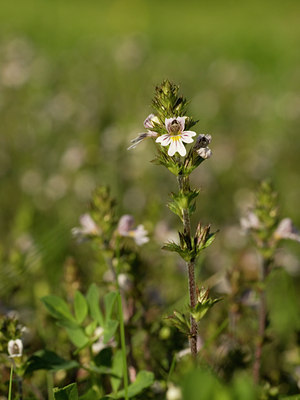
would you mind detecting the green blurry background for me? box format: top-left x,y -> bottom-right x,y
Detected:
1,0 -> 300,330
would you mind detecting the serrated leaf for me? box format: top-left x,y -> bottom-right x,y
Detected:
104,292 -> 117,323
86,284 -> 104,326
74,291 -> 88,324
162,241 -> 182,253
24,350 -> 79,375
54,383 -> 78,400
42,296 -> 76,323
201,232 -> 217,250
115,370 -> 154,398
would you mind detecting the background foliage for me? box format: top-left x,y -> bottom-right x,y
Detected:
1,0 -> 300,398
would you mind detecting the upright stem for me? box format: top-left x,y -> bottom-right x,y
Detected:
177,175 -> 198,358
115,240 -> 129,400
253,256 -> 272,384
8,363 -> 13,400
17,376 -> 23,400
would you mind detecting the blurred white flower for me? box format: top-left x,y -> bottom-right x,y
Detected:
274,218 -> 300,243
118,273 -> 133,292
8,339 -> 23,358
72,214 -> 100,238
240,212 -> 260,231
156,117 -> 196,157
128,114 -> 159,150
166,384 -> 182,400
117,215 -> 149,246
92,327 -> 116,354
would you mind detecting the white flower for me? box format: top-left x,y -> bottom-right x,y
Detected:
72,213 -> 100,238
130,224 -> 149,245
155,117 -> 196,157
117,215 -> 149,246
240,212 -> 260,231
166,384 -> 182,400
128,114 -> 159,150
92,327 -> 116,354
274,218 -> 300,243
8,339 -> 23,358
197,147 -> 212,159
194,134 -> 212,159
118,273 -> 133,292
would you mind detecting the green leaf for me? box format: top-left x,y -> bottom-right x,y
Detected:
41,296 -> 76,323
25,350 -> 79,375
79,388 -> 100,400
103,319 -> 119,343
104,292 -> 117,323
87,365 -> 115,375
54,383 -> 78,400
115,370 -> 154,398
110,350 -> 123,392
65,327 -> 89,348
85,320 -> 97,337
74,291 -> 88,324
266,268 -> 300,339
86,284 -> 104,326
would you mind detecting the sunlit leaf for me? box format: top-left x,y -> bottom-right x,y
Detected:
54,383 -> 78,400
74,290 -> 88,324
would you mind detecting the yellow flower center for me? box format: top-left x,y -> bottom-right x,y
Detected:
170,135 -> 181,141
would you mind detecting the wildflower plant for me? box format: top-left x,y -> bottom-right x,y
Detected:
241,181 -> 300,384
129,81 -> 218,358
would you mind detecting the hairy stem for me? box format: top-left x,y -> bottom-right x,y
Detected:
177,175 -> 198,357
253,257 -> 272,384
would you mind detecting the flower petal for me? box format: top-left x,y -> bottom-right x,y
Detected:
144,114 -> 155,129
168,140 -> 177,156
181,133 -> 194,144
183,130 -> 197,137
177,116 -> 186,131
177,139 -> 187,156
156,134 -> 171,146
165,118 -> 174,132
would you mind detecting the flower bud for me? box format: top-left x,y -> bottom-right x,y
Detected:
8,339 -> 23,358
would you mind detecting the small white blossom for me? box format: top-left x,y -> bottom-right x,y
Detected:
194,134 -> 212,159
72,214 -> 100,238
166,384 -> 182,400
8,339 -> 23,358
92,327 -> 116,354
240,212 -> 260,231
118,273 -> 133,292
117,215 -> 149,246
197,147 -> 212,159
156,117 -> 196,157
128,114 -> 159,150
274,218 -> 300,243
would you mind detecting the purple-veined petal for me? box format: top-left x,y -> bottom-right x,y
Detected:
144,114 -> 156,129
181,133 -> 194,144
177,116 -> 186,131
165,118 -> 174,132
156,134 -> 171,146
183,130 -> 196,137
